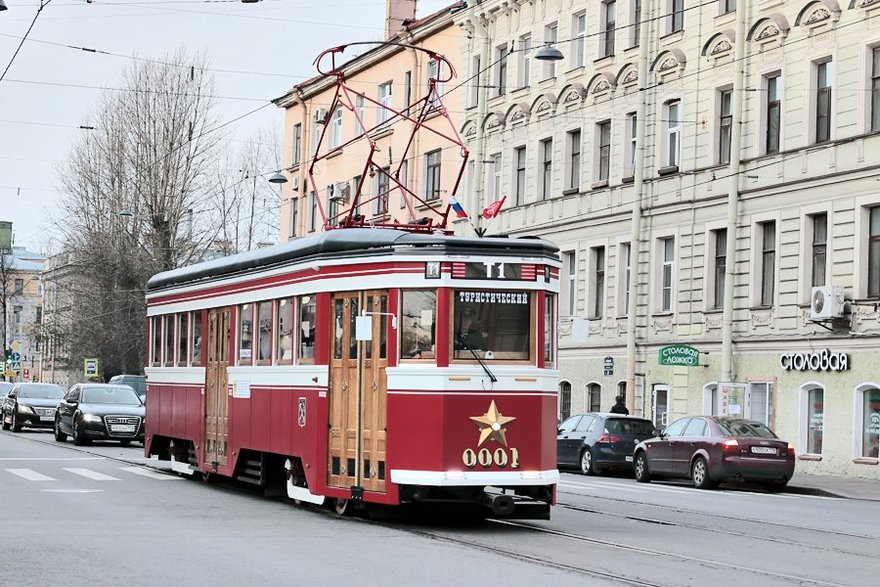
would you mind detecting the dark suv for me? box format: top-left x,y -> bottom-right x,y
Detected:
557,413 -> 657,475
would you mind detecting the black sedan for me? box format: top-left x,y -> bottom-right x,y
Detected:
1,383 -> 66,432
557,413 -> 657,475
54,383 -> 145,446
633,416 -> 795,490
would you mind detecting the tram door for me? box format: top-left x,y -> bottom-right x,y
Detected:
205,307 -> 230,469
328,291 -> 389,494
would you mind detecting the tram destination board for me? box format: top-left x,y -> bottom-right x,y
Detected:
451,262 -> 538,280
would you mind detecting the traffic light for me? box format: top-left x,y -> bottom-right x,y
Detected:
4,349 -> 10,365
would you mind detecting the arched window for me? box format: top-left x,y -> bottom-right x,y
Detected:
559,381 -> 572,421
855,385 -> 880,459
799,383 -> 824,456
588,382 -> 602,412
617,380 -> 627,401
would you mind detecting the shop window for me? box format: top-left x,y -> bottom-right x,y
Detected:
858,386 -> 880,459
800,385 -> 824,455
401,290 -> 436,360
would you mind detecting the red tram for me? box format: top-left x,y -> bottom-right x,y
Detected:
144,228 -> 561,518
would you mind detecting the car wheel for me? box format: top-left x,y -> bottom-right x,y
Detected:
54,418 -> 68,442
11,409 -> 21,433
1,410 -> 10,431
634,451 -> 651,483
72,419 -> 87,446
579,447 -> 596,476
691,456 -> 717,489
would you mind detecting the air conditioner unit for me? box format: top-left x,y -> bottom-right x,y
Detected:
810,285 -> 845,321
330,181 -> 351,202
314,108 -> 328,124
290,176 -> 300,191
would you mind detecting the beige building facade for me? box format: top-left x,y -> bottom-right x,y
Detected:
455,0 -> 880,479
274,2 -> 467,239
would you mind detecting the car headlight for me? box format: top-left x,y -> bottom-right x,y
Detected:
82,414 -> 103,423
17,404 -> 35,414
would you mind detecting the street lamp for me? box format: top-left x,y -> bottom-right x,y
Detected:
0,1 -> 8,12
268,171 -> 288,184
534,43 -> 564,61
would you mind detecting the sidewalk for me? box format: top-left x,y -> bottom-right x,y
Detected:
787,472 -> 880,501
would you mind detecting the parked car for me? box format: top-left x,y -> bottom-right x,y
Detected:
54,383 -> 145,446
1,382 -> 66,432
633,416 -> 795,490
557,413 -> 657,475
108,374 -> 146,402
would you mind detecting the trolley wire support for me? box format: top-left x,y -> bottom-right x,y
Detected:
308,42 -> 470,234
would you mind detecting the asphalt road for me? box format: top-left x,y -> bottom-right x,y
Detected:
2,429 -> 878,586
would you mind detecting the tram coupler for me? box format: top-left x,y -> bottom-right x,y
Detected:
478,492 -> 515,517
350,485 -> 364,501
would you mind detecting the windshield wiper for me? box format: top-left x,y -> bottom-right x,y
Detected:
455,333 -> 497,383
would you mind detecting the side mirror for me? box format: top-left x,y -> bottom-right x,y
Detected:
654,427 -> 665,437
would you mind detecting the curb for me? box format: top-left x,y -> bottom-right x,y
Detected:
784,485 -> 847,499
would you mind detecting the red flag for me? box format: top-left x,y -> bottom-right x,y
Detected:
482,196 -> 506,219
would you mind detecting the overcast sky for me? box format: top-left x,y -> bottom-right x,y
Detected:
0,0 -> 452,252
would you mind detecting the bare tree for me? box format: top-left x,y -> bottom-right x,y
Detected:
54,47 -> 222,379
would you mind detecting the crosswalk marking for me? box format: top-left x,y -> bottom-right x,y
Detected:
119,466 -> 181,481
7,468 -> 56,481
64,468 -> 121,481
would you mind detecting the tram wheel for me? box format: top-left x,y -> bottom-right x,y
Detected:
200,470 -> 213,483
333,498 -> 351,516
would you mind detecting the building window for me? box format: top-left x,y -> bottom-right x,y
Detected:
626,112 -> 637,177
665,100 -> 681,168
427,59 -> 443,108
573,12 -> 586,67
559,381 -> 572,421
712,228 -> 726,309
720,0 -> 735,14
718,88 -> 732,165
811,213 -> 827,288
543,23 -> 558,79
619,242 -> 631,315
859,387 -> 880,458
309,191 -> 317,232
488,153 -> 502,200
815,60 -> 832,144
425,150 -> 441,201
601,1 -> 616,58
631,0 -> 642,47
872,48 -> 880,132
378,81 -> 393,123
540,137 -> 553,199
588,383 -> 602,412
289,198 -> 298,238
759,221 -> 776,306
355,96 -> 365,135
375,168 -> 389,216
518,34 -> 531,87
35,306 -> 42,324
766,74 -> 781,154
14,278 -> 23,295
292,123 -> 302,165
660,237 -> 675,312
566,129 -> 581,191
494,44 -> 508,96
562,251 -> 577,316
591,246 -> 605,319
469,55 -> 481,108
802,386 -> 824,455
404,70 -> 412,110
668,0 -> 684,34
869,207 -> 880,298
749,382 -> 773,427
398,159 -> 408,209
329,107 -> 342,148
597,120 -> 611,182
514,146 -> 526,206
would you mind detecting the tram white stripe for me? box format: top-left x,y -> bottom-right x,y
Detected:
64,468 -> 122,481
6,468 -> 56,481
119,466 -> 182,480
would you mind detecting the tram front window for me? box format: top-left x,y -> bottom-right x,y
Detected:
453,291 -> 531,361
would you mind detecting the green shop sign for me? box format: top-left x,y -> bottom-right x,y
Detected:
658,345 -> 700,367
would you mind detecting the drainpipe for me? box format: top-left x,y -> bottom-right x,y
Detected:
721,0 -> 748,382
624,0 -> 652,415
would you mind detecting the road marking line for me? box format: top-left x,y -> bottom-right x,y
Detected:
119,466 -> 182,481
6,468 -> 56,481
64,468 -> 122,481
0,457 -> 105,461
42,489 -> 104,494
558,481 -> 645,493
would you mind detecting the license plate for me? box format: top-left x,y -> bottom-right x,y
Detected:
625,455 -> 633,462
39,416 -> 54,421
110,424 -> 136,433
751,446 -> 777,455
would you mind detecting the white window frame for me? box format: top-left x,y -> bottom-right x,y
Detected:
566,128 -> 581,191
540,137 -> 553,200
487,152 -> 502,200
600,1 -> 616,59
469,54 -> 481,108
654,235 -> 677,313
588,244 -> 606,319
616,241 -> 631,317
630,0 -> 642,48
562,249 -> 578,317
572,12 -> 586,67
378,81 -> 393,123
513,145 -> 527,206
807,57 -> 834,144
664,99 -> 681,169
543,23 -> 558,79
853,200 -> 880,299
292,123 -> 302,166
596,120 -> 612,182
762,71 -> 783,156
652,384 -> 670,427
626,112 -> 637,177
587,382 -> 602,413
717,86 -> 733,165
750,215 -> 780,308
798,382 -> 825,457
704,223 -> 727,311
355,95 -> 365,135
747,381 -> 774,427
853,383 -> 880,460
494,44 -> 508,96
329,106 -> 343,148
518,34 -> 531,88
667,0 -> 684,35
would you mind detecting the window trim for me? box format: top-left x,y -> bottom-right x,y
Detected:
566,128 -> 582,191
798,382 -> 825,457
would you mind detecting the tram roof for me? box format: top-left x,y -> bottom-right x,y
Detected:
146,228 -> 559,292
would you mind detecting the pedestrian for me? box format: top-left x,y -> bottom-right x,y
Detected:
610,395 -> 629,415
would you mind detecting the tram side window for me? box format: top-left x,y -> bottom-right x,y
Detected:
239,304 -> 253,364
151,316 -> 162,367
544,294 -> 556,367
453,291 -> 531,361
276,298 -> 294,363
256,300 -> 273,365
177,313 -> 189,367
191,311 -> 203,365
401,290 -> 436,359
163,314 -> 175,366
298,295 -> 316,364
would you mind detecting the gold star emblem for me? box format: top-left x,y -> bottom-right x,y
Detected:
469,400 -> 516,447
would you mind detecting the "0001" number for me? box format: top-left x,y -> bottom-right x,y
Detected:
462,447 -> 520,469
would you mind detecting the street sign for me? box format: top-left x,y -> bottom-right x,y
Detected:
658,344 -> 700,367
11,341 -> 20,352
603,356 -> 614,376
11,352 -> 20,362
84,358 -> 100,378
11,361 -> 21,372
